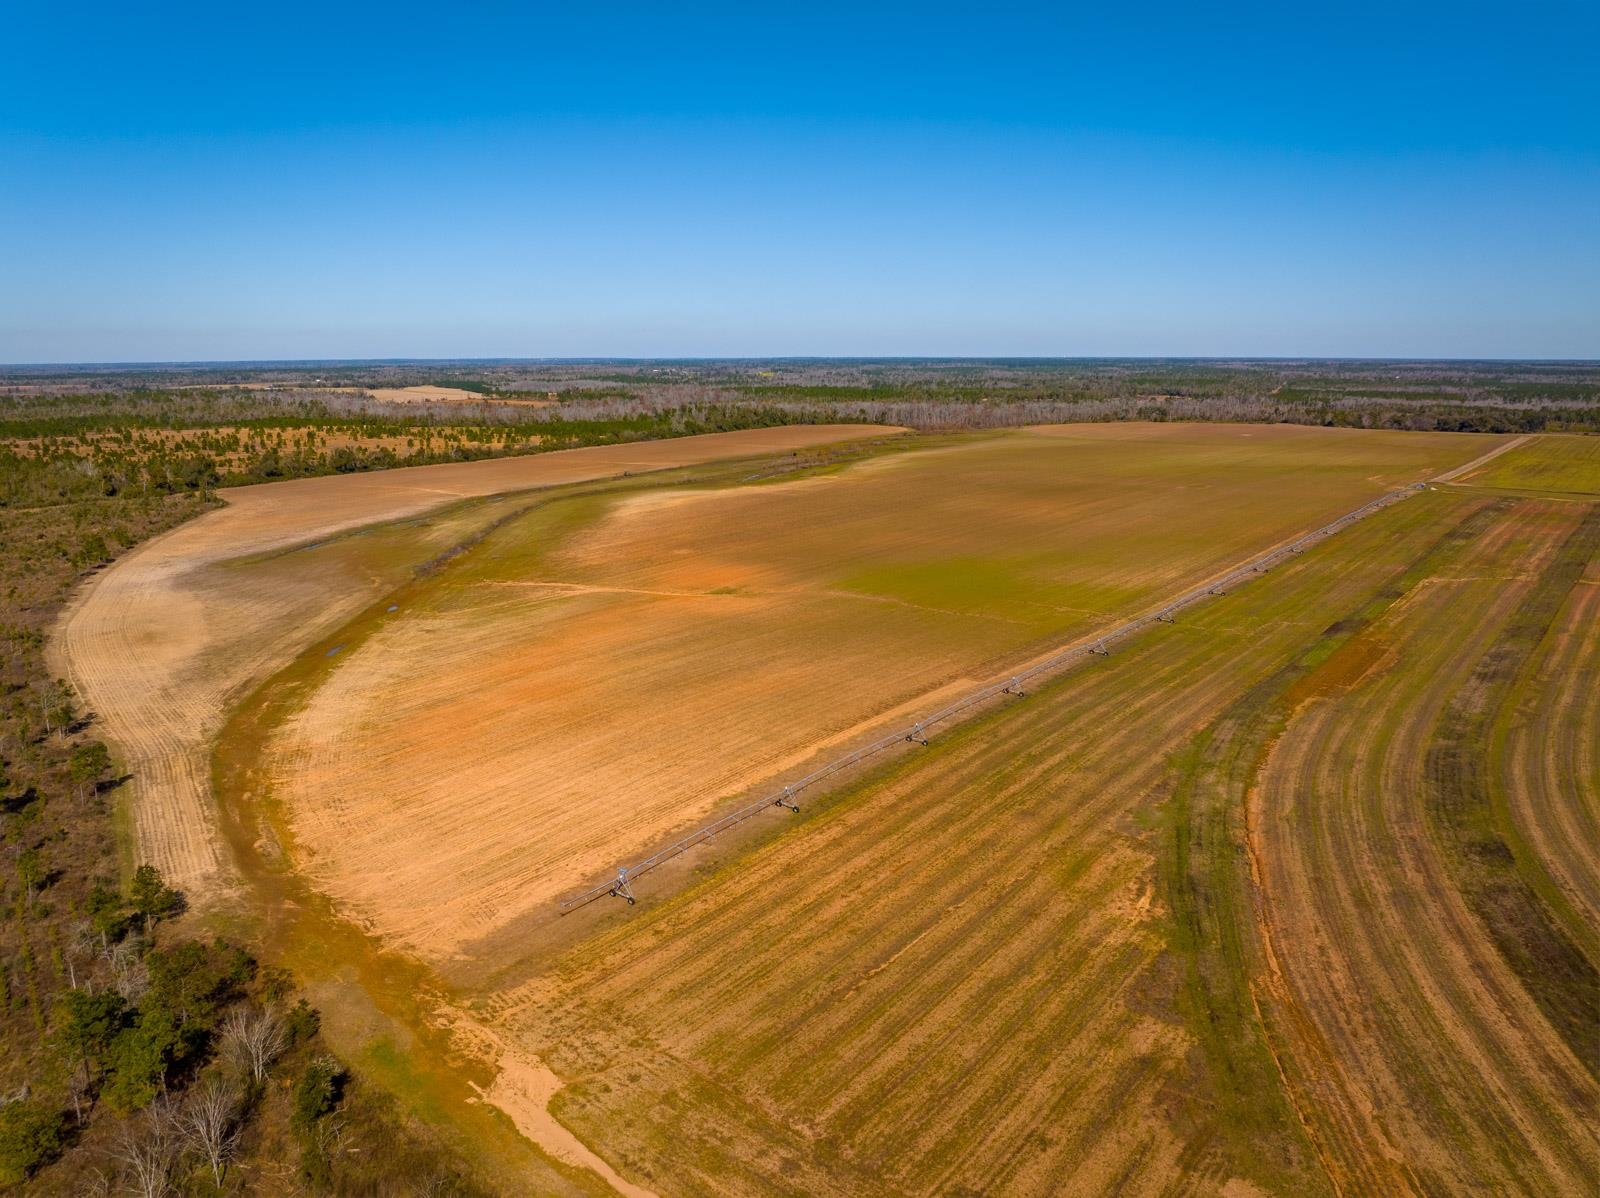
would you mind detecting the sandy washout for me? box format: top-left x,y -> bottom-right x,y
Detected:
457,1021 -> 660,1198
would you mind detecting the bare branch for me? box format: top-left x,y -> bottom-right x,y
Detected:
181,1076 -> 242,1187
220,1004 -> 288,1082
110,1097 -> 182,1198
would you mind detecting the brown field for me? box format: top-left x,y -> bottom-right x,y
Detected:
366,384 -> 557,405
1250,498 -> 1599,1193
50,425 -> 898,898
256,424 -> 1481,968
55,422 -> 1600,1196
482,473 -> 1596,1196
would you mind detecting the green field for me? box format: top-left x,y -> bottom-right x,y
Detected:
1460,433 -> 1600,494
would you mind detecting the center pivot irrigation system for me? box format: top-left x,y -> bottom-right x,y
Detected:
558,481 -> 1429,913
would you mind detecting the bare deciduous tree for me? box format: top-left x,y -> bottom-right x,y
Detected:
108,938 -> 149,1003
111,1097 -> 181,1198
220,1004 -> 288,1082
181,1077 -> 242,1187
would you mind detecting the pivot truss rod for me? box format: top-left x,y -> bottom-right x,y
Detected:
558,481 -> 1420,912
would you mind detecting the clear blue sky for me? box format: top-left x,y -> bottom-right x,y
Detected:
2,2 -> 1596,362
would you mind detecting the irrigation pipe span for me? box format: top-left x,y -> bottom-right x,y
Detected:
558,480 -> 1428,912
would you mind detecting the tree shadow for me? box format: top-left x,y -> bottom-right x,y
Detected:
2,785 -> 42,815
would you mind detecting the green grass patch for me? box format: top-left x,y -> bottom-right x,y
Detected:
1464,435 -> 1600,495
837,556 -> 1137,623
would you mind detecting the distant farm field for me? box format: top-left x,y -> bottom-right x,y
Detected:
250,424 -> 1483,967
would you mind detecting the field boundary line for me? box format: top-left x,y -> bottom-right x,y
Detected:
558,462 -> 1470,912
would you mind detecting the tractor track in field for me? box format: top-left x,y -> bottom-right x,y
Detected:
503,483 -> 1541,1195
49,424 -> 1534,1197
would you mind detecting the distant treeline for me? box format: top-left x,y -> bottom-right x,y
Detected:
0,400 -> 828,509
2,364 -> 1597,510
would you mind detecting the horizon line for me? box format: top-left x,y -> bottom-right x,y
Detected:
4,354 -> 1598,372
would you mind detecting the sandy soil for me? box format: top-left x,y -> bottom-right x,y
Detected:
56,421 -> 1548,1196
264,425 -> 1485,966
48,426 -> 899,901
365,384 -> 556,405
484,490 -> 1513,1195
366,385 -> 485,402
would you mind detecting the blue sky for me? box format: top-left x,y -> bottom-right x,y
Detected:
2,2 -> 1596,362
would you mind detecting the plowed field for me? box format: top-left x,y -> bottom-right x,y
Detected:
49,425 -> 900,897
63,421 -> 1599,1197
257,424 -> 1479,966
485,459 -> 1597,1196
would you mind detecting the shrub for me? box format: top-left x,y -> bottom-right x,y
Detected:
144,938 -> 252,1027
284,998 -> 321,1047
291,1055 -> 344,1133
102,1007 -> 187,1113
128,864 -> 182,924
0,1099 -> 68,1183
54,986 -> 126,1075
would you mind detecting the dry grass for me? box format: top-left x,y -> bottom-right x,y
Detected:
63,419 -> 1592,1196
1454,432 -> 1600,495
1249,498 -> 1599,1193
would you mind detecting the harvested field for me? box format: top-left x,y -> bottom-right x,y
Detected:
257,424 -> 1483,966
60,418 -> 1598,1196
481,480 -> 1597,1196
367,384 -> 493,402
49,425 -> 897,899
1248,498 -> 1599,1194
